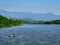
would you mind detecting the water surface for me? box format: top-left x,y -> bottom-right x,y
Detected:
0,24 -> 60,45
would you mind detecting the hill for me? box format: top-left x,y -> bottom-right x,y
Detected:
0,15 -> 23,28
0,9 -> 60,21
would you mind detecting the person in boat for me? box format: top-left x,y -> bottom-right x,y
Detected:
8,33 -> 15,39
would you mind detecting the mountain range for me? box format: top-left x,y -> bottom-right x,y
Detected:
0,9 -> 60,21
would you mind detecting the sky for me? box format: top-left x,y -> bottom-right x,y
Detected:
0,0 -> 60,15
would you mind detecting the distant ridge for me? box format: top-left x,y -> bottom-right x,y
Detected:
0,9 -> 60,21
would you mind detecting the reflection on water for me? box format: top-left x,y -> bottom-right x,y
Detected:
0,24 -> 60,45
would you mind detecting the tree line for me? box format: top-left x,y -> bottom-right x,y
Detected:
29,20 -> 60,24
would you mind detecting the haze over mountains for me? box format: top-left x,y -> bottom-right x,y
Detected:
0,9 -> 60,21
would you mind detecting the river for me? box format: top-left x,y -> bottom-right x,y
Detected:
0,24 -> 60,45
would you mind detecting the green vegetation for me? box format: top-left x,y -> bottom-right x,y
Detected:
28,20 -> 60,24
0,14 -> 60,28
0,15 -> 23,28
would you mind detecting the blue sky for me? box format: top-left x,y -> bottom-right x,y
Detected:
0,0 -> 60,14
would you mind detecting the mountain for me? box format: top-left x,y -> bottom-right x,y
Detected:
0,9 -> 60,21
0,15 -> 23,28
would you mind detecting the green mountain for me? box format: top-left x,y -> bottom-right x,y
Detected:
0,15 -> 23,28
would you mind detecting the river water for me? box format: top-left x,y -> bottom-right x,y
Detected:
0,24 -> 60,45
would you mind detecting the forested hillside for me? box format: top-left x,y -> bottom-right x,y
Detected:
0,15 -> 23,28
